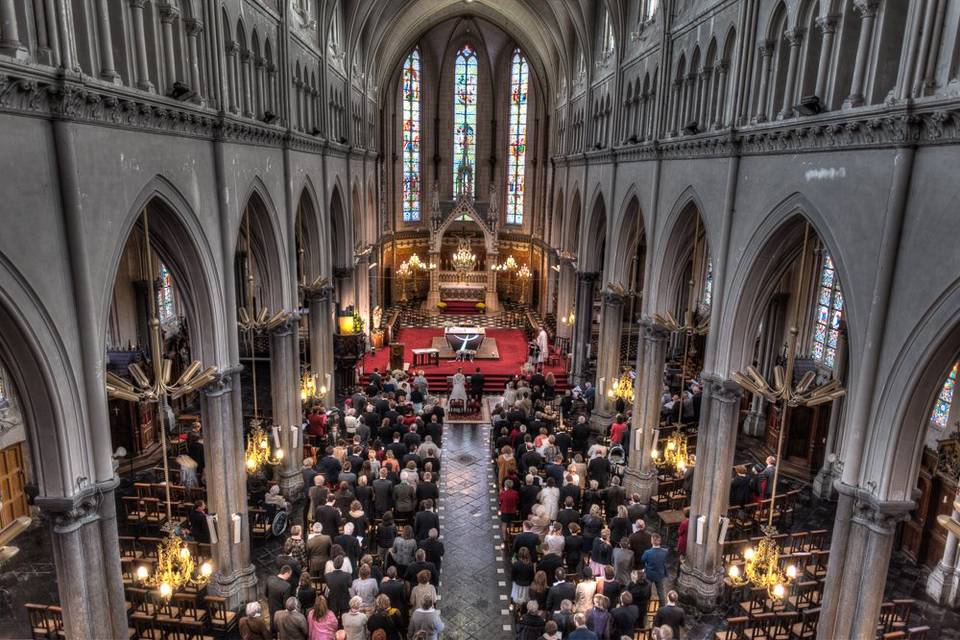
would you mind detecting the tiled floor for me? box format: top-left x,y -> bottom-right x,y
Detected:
435,421 -> 514,640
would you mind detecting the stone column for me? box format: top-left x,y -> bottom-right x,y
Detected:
240,49 -> 253,117
36,479 -> 128,639
355,257 -> 371,335
571,272 -> 598,384
95,0 -> 120,81
698,67 -> 712,126
266,63 -> 277,116
817,488 -> 913,639
255,56 -> 265,119
927,499 -> 960,605
624,319 -> 669,503
293,78 -> 303,130
159,2 -> 179,91
677,375 -> 742,610
753,40 -> 774,122
668,80 -> 682,136
129,0 -> 154,91
308,289 -> 336,406
200,372 -> 257,609
270,321 -> 305,499
844,0 -> 882,109
812,328 -> 847,499
814,16 -> 840,100
555,263 -> 575,340
184,18 -> 204,103
592,289 -> 625,425
712,63 -> 728,127
0,0 -> 28,59
226,42 -> 239,113
779,29 -> 804,119
485,252 -> 500,313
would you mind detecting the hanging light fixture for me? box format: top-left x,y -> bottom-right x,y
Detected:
651,429 -> 688,473
106,208 -> 215,598
606,370 -> 635,406
451,236 -> 477,273
244,418 -> 284,472
397,252 -> 435,302
726,222 -> 846,598
299,372 -> 318,402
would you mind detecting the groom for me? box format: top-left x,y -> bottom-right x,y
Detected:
469,367 -> 485,403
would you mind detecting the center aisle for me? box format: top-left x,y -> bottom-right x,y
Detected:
437,421 -> 513,640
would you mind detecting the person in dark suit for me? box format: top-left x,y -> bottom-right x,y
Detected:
378,566 -> 408,622
372,468 -> 394,517
188,500 -> 210,543
545,568 -> 576,613
470,368 -> 485,403
403,548 -> 438,587
266,565 -> 293,630
518,475 -> 542,520
512,521 -> 541,561
611,591 -> 640,639
652,590 -> 685,639
323,556 -> 353,617
418,528 -> 444,573
413,499 -> 439,542
316,496 -> 342,542
628,520 -> 652,570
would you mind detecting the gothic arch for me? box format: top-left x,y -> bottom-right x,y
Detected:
237,183 -> 287,312
551,189 -> 565,248
564,189 -> 582,254
329,183 -> 351,271
606,188 -> 646,287
652,195 -> 711,323
580,189 -> 607,274
295,181 -> 324,284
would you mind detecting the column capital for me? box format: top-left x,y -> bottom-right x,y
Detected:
785,28 -> 805,46
239,50 -> 252,64
853,0 -> 882,18
304,284 -> 335,302
601,289 -> 625,306
815,15 -> 841,34
701,373 -> 742,404
128,0 -> 146,8
184,18 -> 204,36
227,41 -> 240,56
268,312 -> 301,337
201,364 -> 243,398
35,478 -> 121,533
757,39 -> 775,56
158,2 -> 180,22
577,271 -> 600,284
266,62 -> 278,74
715,61 -> 729,74
639,316 -> 671,342
835,481 -> 915,535
254,55 -> 265,68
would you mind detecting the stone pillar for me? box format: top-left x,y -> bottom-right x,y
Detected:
200,372 -> 257,609
712,63 -> 728,127
486,252 -> 500,313
255,56 -> 265,119
814,16 -> 839,100
753,40 -> 774,122
36,480 -> 128,640
698,67 -> 712,126
355,257 -> 371,335
270,322 -> 305,499
159,2 -> 179,91
266,63 -> 277,115
308,289 -> 336,406
571,272 -> 598,384
184,18 -> 204,103
555,263 -> 575,340
779,29 -> 804,118
95,0 -> 120,81
592,289 -> 625,426
668,80 -> 682,136
426,251 -> 441,310
927,500 -> 960,605
240,49 -> 253,117
129,0 -> 154,91
226,42 -> 239,113
0,0 -> 28,60
624,319 -> 669,503
677,375 -> 742,610
817,487 -> 913,639
812,328 -> 847,499
844,0 -> 881,109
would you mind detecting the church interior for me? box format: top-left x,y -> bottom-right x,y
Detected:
0,0 -> 959,638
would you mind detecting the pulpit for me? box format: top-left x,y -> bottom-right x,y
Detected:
389,343 -> 405,371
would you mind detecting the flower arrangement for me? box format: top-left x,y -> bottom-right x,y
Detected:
475,302 -> 486,312
436,301 -> 447,310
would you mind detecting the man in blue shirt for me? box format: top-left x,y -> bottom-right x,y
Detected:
567,612 -> 599,639
641,533 -> 669,605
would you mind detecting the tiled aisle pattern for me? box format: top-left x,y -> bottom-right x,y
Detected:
436,421 -> 514,640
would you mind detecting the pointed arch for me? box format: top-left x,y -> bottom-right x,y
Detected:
580,189 -> 607,274
607,190 -> 645,287
295,180 -> 324,285
564,188 -> 582,254
237,180 -> 287,312
329,183 -> 350,271
652,189 -> 712,321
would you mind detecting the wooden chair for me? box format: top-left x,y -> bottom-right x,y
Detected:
890,599 -> 914,633
804,550 -> 829,581
767,611 -> 797,640
714,615 -> 748,640
173,592 -> 207,625
46,605 -> 66,640
907,626 -> 930,639
25,603 -> 53,640
791,607 -> 819,639
739,587 -> 768,616
204,595 -> 238,638
141,498 -> 167,529
119,535 -> 141,559
743,611 -> 774,639
123,496 -> 146,526
807,529 -> 829,551
130,612 -> 162,640
249,507 -> 271,540
787,580 -> 819,611
788,531 -> 809,554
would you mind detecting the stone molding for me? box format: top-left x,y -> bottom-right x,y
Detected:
834,480 -> 916,535
700,372 -> 742,404
35,477 -> 121,534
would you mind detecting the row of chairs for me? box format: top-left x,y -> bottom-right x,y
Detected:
726,491 -> 803,540
128,590 -> 236,639
715,608 -> 821,640
722,530 -> 829,565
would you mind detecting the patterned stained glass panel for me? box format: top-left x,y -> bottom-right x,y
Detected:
401,48 -> 421,221
702,258 -> 713,308
506,49 -> 529,225
158,264 -> 175,323
811,251 -> 844,368
932,363 -> 958,428
453,44 -> 478,197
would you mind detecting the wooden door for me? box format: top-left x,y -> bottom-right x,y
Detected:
0,443 -> 27,530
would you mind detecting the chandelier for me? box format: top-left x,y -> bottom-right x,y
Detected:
651,430 -> 688,473
245,418 -> 284,472
106,208 -> 215,599
136,533 -> 213,598
299,372 -> 317,402
451,237 -> 477,273
727,223 -> 845,598
397,252 -> 436,302
493,255 -> 518,273
606,371 -> 635,406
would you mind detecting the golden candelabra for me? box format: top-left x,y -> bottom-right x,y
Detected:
727,223 -> 846,598
244,419 -> 284,472
397,252 -> 435,302
106,208 -> 215,599
451,237 -> 477,273
606,371 -> 635,406
651,430 -> 688,473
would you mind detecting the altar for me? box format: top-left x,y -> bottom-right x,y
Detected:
444,326 -> 486,352
439,282 -> 486,301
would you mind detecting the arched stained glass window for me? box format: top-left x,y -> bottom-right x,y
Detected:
932,363 -> 958,429
158,264 -> 175,323
702,258 -> 713,308
401,48 -> 421,222
453,44 -> 478,197
811,252 -> 843,368
506,49 -> 529,225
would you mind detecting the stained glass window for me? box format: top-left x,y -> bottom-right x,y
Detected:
401,48 -> 421,222
453,44 -> 478,197
506,49 -> 529,225
158,264 -> 175,323
601,9 -> 615,53
811,252 -> 843,368
932,363 -> 958,429
702,258 -> 713,308
641,0 -> 659,21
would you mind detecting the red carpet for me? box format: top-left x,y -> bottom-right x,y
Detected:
360,328 -> 569,394
440,300 -> 482,314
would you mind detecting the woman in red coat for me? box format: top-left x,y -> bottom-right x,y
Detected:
499,478 -> 520,538
676,517 -> 689,557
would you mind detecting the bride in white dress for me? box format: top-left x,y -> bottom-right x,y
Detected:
449,367 -> 468,404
